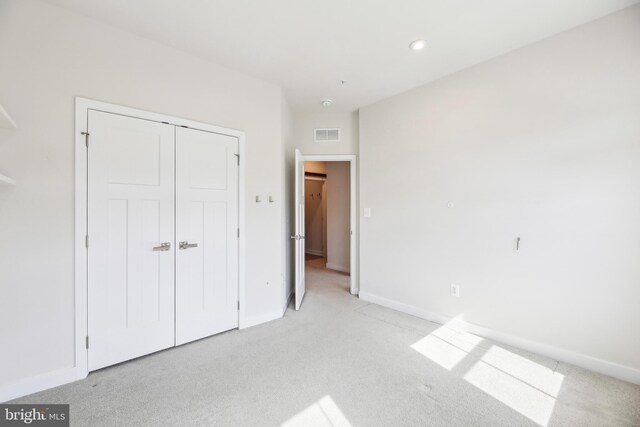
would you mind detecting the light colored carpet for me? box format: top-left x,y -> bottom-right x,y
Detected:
11,257 -> 640,426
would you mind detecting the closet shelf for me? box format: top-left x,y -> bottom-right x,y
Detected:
0,173 -> 16,186
0,103 -> 17,129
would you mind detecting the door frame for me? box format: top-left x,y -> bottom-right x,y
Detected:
74,97 -> 246,379
300,154 -> 358,295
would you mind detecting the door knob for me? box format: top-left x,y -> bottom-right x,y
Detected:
152,242 -> 171,251
179,241 -> 198,250
290,235 -> 299,240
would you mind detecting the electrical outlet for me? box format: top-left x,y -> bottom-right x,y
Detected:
450,284 -> 460,297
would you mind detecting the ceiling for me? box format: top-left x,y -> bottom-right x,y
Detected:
42,0 -> 639,113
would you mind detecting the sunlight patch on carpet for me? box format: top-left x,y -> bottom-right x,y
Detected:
282,395 -> 352,427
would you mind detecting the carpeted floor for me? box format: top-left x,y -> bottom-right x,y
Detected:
11,257 -> 640,426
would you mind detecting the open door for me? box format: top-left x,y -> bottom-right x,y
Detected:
293,149 -> 306,310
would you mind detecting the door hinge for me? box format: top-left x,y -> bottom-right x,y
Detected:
237,228 -> 240,238
85,235 -> 89,248
237,301 -> 240,310
234,154 -> 240,165
81,131 -> 90,147
85,336 -> 89,349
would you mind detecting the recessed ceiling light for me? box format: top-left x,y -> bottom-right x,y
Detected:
321,99 -> 333,108
409,39 -> 427,51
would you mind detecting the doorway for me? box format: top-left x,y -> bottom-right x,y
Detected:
305,160 -> 352,301
304,160 -> 352,271
292,151 -> 357,310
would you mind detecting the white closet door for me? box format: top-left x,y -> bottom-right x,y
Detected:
175,127 -> 239,345
88,110 -> 175,371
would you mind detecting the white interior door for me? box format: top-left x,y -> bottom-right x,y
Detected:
88,110 -> 175,371
175,127 -> 239,345
294,149 -> 306,310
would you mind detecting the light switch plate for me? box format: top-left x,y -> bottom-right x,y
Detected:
451,284 -> 460,297
364,208 -> 371,218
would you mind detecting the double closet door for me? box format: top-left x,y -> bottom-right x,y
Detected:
87,110 -> 238,371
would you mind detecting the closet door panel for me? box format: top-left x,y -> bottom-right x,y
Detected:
87,110 -> 175,371
175,127 -> 239,345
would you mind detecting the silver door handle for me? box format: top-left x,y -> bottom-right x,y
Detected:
290,235 -> 299,240
179,241 -> 198,250
153,242 -> 171,251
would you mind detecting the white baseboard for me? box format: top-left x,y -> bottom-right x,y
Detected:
305,249 -> 324,257
325,263 -> 350,274
0,367 -> 84,403
239,309 -> 283,329
4,308 -> 285,401
358,291 -> 640,385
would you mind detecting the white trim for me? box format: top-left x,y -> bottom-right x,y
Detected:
0,367 -> 83,403
283,291 -> 294,315
358,291 -> 640,385
238,130 -> 247,335
76,98 -> 246,136
325,263 -> 350,274
305,249 -> 324,257
302,154 -> 358,295
74,100 -> 88,379
74,97 -> 246,381
240,309 -> 283,329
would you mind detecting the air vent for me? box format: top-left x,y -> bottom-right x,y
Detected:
314,128 -> 340,142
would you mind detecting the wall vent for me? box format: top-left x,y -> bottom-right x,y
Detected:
314,128 -> 340,142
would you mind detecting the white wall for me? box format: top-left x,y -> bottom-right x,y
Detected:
0,0 -> 286,394
281,97 -> 294,312
359,5 -> 640,378
326,162 -> 351,273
